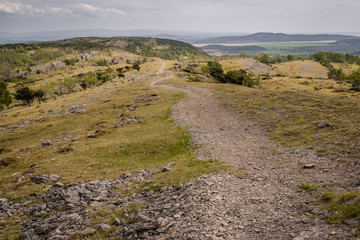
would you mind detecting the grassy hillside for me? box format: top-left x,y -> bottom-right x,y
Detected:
0,37 -> 208,81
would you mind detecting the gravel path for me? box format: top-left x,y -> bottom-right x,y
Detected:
150,67 -> 359,239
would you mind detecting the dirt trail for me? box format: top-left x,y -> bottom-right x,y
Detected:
150,65 -> 358,239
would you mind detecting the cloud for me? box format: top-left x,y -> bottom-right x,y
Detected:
0,1 -> 45,15
73,3 -> 126,17
0,1 -> 125,17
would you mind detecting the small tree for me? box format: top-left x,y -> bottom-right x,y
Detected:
15,87 -> 35,106
0,80 -> 12,110
34,90 -> 45,104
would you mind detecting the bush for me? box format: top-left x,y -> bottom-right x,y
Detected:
0,80 -> 12,110
328,67 -> 345,81
63,58 -> 79,66
206,61 -> 225,82
95,59 -> 108,66
347,70 -> 360,91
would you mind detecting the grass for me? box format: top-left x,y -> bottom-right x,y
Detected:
299,183 -> 318,192
165,71 -> 360,161
0,59 -> 231,199
322,192 -> 360,235
0,58 -> 235,239
0,215 -> 22,240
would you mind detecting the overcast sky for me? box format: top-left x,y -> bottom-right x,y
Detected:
0,0 -> 359,34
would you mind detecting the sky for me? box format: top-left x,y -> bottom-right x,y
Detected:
0,0 -> 359,34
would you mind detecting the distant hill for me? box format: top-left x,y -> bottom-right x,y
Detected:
195,32 -> 360,44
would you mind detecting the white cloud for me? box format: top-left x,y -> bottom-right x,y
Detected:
0,1 -> 45,15
0,1 -> 125,17
73,3 -> 126,17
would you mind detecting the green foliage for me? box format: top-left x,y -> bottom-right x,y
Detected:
124,38 -> 208,60
299,183 -> 318,191
323,192 -> 360,233
224,70 -> 255,87
255,53 -> 270,64
347,70 -> 360,91
63,58 -> 79,66
126,59 -> 131,64
33,89 -> 45,104
321,192 -> 336,202
206,61 -> 225,82
14,87 -> 35,106
96,71 -> 111,83
0,80 -> 12,110
287,54 -> 294,61
328,67 -> 345,81
95,59 -> 108,66
205,61 -> 257,87
311,52 -> 360,68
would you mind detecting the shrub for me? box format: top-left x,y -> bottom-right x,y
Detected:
347,70 -> 360,91
206,61 -> 225,82
328,67 -> 345,81
15,87 -> 35,106
95,59 -> 108,66
132,63 -> 140,71
34,89 -> 45,103
0,80 -> 12,110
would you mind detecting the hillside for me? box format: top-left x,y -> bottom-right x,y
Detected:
0,38 -> 360,239
196,32 -> 360,44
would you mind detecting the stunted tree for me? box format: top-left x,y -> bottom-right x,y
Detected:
0,80 -> 12,110
15,87 -> 35,106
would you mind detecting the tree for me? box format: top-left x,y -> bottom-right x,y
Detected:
15,87 -> 35,106
34,89 -> 45,104
256,53 -> 270,64
0,80 -> 12,110
287,54 -> 294,61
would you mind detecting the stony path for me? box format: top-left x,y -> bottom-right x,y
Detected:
149,65 -> 359,239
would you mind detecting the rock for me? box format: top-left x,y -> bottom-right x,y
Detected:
77,228 -> 96,235
303,164 -> 316,169
67,104 -> 86,114
88,134 -> 97,138
29,163 -> 37,168
161,167 -> 171,172
98,223 -> 111,231
316,121 -> 333,129
101,99 -> 111,103
293,237 -> 304,240
41,141 -> 52,147
29,174 -> 61,184
113,218 -> 124,226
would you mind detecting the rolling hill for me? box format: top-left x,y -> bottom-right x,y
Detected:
195,32 -> 360,44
